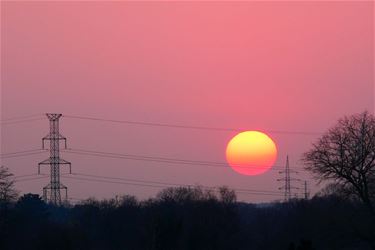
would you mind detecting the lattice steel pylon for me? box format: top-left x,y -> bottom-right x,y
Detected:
38,114 -> 71,205
277,155 -> 300,202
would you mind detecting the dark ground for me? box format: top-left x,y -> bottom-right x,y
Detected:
0,186 -> 374,250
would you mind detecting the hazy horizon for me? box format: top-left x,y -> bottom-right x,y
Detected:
1,1 -> 374,203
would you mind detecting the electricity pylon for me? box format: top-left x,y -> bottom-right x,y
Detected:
38,113 -> 71,205
277,155 -> 300,202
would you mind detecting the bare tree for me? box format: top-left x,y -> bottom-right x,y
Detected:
218,186 -> 237,204
303,111 -> 375,214
0,166 -> 18,203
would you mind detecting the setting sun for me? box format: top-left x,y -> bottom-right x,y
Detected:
226,131 -> 277,176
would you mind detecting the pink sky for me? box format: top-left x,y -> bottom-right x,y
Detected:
1,1 -> 373,202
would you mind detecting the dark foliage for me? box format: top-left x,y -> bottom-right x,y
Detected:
0,187 -> 374,250
0,165 -> 18,203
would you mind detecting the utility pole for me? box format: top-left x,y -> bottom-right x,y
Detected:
38,113 -> 71,205
304,181 -> 310,200
278,155 -> 299,202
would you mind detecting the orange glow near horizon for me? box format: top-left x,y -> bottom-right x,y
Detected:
226,131 -> 277,176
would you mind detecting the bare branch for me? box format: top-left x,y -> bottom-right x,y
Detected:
302,111 -> 375,214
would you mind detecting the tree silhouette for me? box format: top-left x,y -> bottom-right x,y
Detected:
218,186 -> 237,204
303,111 -> 375,214
1,188 -> 374,249
0,166 -> 18,250
0,166 -> 18,204
303,111 -> 375,249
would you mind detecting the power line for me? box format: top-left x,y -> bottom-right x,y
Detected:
0,151 -> 48,159
14,176 -> 48,183
63,114 -> 321,136
14,173 -> 39,179
65,149 -> 283,170
1,149 -> 47,156
62,175 -> 292,197
0,114 -> 44,122
0,117 -> 46,125
63,148 -> 307,172
0,113 -> 321,136
63,175 -> 191,190
69,172 -> 284,194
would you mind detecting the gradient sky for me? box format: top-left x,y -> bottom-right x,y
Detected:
1,1 -> 374,203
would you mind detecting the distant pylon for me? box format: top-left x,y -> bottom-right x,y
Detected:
38,113 -> 71,205
277,155 -> 299,202
304,181 -> 310,200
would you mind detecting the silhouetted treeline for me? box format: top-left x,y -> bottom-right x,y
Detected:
0,186 -> 374,250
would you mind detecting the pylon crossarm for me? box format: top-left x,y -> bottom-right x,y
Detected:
58,160 -> 72,174
39,159 -> 51,165
58,159 -> 71,164
42,135 -> 67,141
38,159 -> 52,174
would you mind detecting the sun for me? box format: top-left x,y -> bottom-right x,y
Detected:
226,131 -> 277,176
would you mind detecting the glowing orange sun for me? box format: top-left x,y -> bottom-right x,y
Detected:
226,131 -> 277,176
